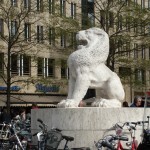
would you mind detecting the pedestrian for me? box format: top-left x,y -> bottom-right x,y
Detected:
1,108 -> 11,123
122,101 -> 129,107
20,108 -> 26,121
130,96 -> 142,107
32,102 -> 39,109
78,100 -> 87,107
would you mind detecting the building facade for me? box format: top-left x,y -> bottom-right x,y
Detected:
0,0 -> 150,107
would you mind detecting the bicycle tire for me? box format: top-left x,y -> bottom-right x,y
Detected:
11,145 -> 23,150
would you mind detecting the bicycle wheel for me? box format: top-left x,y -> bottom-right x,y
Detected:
0,142 -> 10,150
11,144 -> 23,150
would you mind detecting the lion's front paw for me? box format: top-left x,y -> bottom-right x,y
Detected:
57,99 -> 79,108
92,98 -> 121,108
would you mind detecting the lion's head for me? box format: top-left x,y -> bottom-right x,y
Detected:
68,27 -> 110,68
76,27 -> 109,51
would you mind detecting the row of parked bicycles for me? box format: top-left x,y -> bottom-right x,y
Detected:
95,116 -> 150,150
1,115 -> 150,150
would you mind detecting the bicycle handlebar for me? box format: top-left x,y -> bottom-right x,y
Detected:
37,118 -> 43,124
114,136 -> 128,141
39,125 -> 43,130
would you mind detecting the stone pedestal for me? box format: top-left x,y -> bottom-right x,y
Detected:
31,108 -> 149,149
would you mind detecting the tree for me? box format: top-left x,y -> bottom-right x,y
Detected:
0,0 -> 79,113
77,0 -> 150,70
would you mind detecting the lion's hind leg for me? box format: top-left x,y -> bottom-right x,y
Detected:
92,73 -> 124,108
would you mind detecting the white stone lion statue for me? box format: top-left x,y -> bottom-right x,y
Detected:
57,27 -> 125,108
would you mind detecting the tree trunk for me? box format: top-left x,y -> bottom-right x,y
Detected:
7,46 -> 11,114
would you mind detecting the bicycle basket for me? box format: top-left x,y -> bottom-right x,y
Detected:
0,125 -> 11,140
45,130 -> 63,149
142,129 -> 150,145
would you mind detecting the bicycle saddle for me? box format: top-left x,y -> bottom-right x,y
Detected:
62,135 -> 74,141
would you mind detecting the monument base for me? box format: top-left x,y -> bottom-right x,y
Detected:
31,108 -> 149,149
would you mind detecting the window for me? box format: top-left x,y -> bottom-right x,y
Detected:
117,39 -> 123,56
37,58 -> 55,77
71,2 -> 76,19
20,55 -> 31,76
119,67 -> 131,77
141,21 -> 145,34
134,44 -> 138,58
71,32 -> 76,48
134,0 -> 138,5
11,54 -> 31,76
37,0 -> 43,12
37,25 -> 43,43
88,13 -> 95,27
0,19 -> 4,36
49,0 -> 55,14
109,12 -> 114,27
0,53 -> 4,74
60,31 -> 66,48
148,0 -> 150,9
11,21 -> 17,37
118,15 -> 122,30
87,0 -> 94,26
11,54 -> 18,75
11,0 -> 17,6
135,69 -> 145,84
100,10 -> 105,27
24,0 -> 31,10
60,0 -> 66,16
49,27 -> 55,45
24,23 -> 31,41
141,0 -> 145,8
149,47 -> 150,59
141,45 -> 145,59
61,60 -> 67,78
126,17 -> 130,31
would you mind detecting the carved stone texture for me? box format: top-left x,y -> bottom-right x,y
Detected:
57,27 -> 125,108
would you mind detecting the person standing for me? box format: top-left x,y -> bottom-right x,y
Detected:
122,101 -> 129,107
130,96 -> 142,107
1,108 -> 11,123
32,102 -> 39,109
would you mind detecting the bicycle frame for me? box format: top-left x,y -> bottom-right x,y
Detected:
131,136 -> 138,150
129,124 -> 138,150
117,140 -> 124,150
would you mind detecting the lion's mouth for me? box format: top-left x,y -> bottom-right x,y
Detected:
77,39 -> 88,46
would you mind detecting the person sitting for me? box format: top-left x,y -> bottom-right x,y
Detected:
130,96 -> 142,107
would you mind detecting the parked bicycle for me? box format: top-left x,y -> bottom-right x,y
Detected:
33,118 -> 90,150
95,134 -> 128,150
95,120 -> 149,150
0,120 -> 31,150
137,116 -> 150,150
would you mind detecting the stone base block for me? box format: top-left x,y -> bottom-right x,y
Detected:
31,108 -> 149,149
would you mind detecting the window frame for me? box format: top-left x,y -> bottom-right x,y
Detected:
37,25 -> 44,43
0,19 -> 4,36
25,23 -> 31,41
71,2 -> 76,19
37,57 -> 55,78
11,0 -> 17,7
60,0 -> 66,16
0,53 -> 4,74
37,0 -> 43,12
